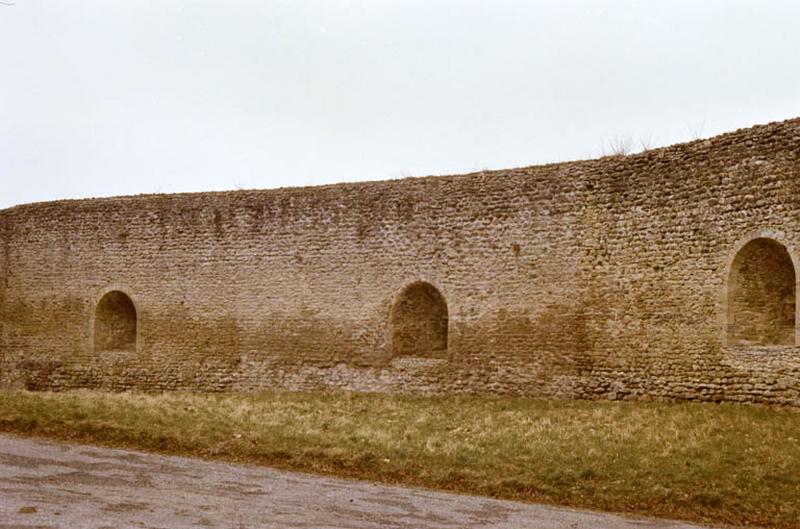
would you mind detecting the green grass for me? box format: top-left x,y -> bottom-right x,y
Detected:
1,389 -> 799,528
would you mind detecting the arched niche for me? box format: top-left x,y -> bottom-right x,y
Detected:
390,281 -> 448,358
727,237 -> 796,346
94,290 -> 137,353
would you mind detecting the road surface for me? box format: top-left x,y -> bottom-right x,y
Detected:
0,433 -> 718,529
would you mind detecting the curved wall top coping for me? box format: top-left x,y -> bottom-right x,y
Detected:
2,116 -> 798,215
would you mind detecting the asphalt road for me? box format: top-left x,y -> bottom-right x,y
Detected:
0,433 -> 717,529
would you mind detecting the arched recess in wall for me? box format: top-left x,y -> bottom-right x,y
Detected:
94,290 -> 137,353
390,281 -> 448,358
727,238 -> 796,346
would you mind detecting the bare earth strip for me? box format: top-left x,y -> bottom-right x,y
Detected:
0,434 -> 719,529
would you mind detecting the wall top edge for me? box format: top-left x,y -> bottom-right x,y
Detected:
2,116 -> 798,215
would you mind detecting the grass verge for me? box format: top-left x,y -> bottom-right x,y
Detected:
1,389 -> 798,528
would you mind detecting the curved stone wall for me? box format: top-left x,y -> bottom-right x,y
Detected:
1,118 -> 799,404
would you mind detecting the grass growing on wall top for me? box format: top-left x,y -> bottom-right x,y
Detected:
1,389 -> 799,528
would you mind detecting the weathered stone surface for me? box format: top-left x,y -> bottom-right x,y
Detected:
1,118 -> 799,405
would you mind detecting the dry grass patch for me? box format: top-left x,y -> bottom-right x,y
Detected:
1,389 -> 799,528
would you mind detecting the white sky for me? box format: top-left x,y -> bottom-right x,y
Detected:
1,0 -> 799,209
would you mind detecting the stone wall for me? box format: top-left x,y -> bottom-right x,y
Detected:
1,118 -> 799,405
0,217 -> 7,387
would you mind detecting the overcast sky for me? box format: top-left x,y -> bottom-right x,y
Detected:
1,0 -> 799,209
